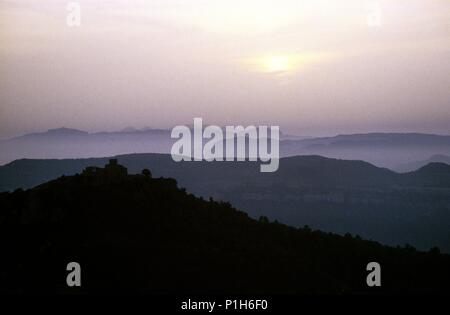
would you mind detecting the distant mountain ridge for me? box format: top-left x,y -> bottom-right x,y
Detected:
10,127 -> 171,140
0,127 -> 174,165
11,128 -> 450,143
3,154 -> 450,192
290,132 -> 450,146
396,154 -> 450,172
2,128 -> 450,169
282,132 -> 450,170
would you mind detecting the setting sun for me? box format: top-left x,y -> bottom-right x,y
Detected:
254,52 -> 334,74
262,55 -> 293,73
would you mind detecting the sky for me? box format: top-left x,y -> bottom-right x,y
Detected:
0,0 -> 449,138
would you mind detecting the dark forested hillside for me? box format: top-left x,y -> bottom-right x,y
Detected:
0,161 -> 449,294
1,154 -> 450,252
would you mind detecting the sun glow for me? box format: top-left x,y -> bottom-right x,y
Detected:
262,55 -> 293,73
255,53 -> 334,74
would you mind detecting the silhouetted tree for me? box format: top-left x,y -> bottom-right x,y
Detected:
142,169 -> 152,178
259,216 -> 269,224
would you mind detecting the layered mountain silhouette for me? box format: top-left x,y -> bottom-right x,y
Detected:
1,154 -> 450,252
282,133 -> 450,170
2,129 -> 450,170
0,127 -> 173,165
1,160 -> 449,294
396,154 -> 450,172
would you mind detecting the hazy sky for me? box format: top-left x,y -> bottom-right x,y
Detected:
0,0 -> 449,138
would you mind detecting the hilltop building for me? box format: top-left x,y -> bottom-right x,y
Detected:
82,159 -> 128,180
